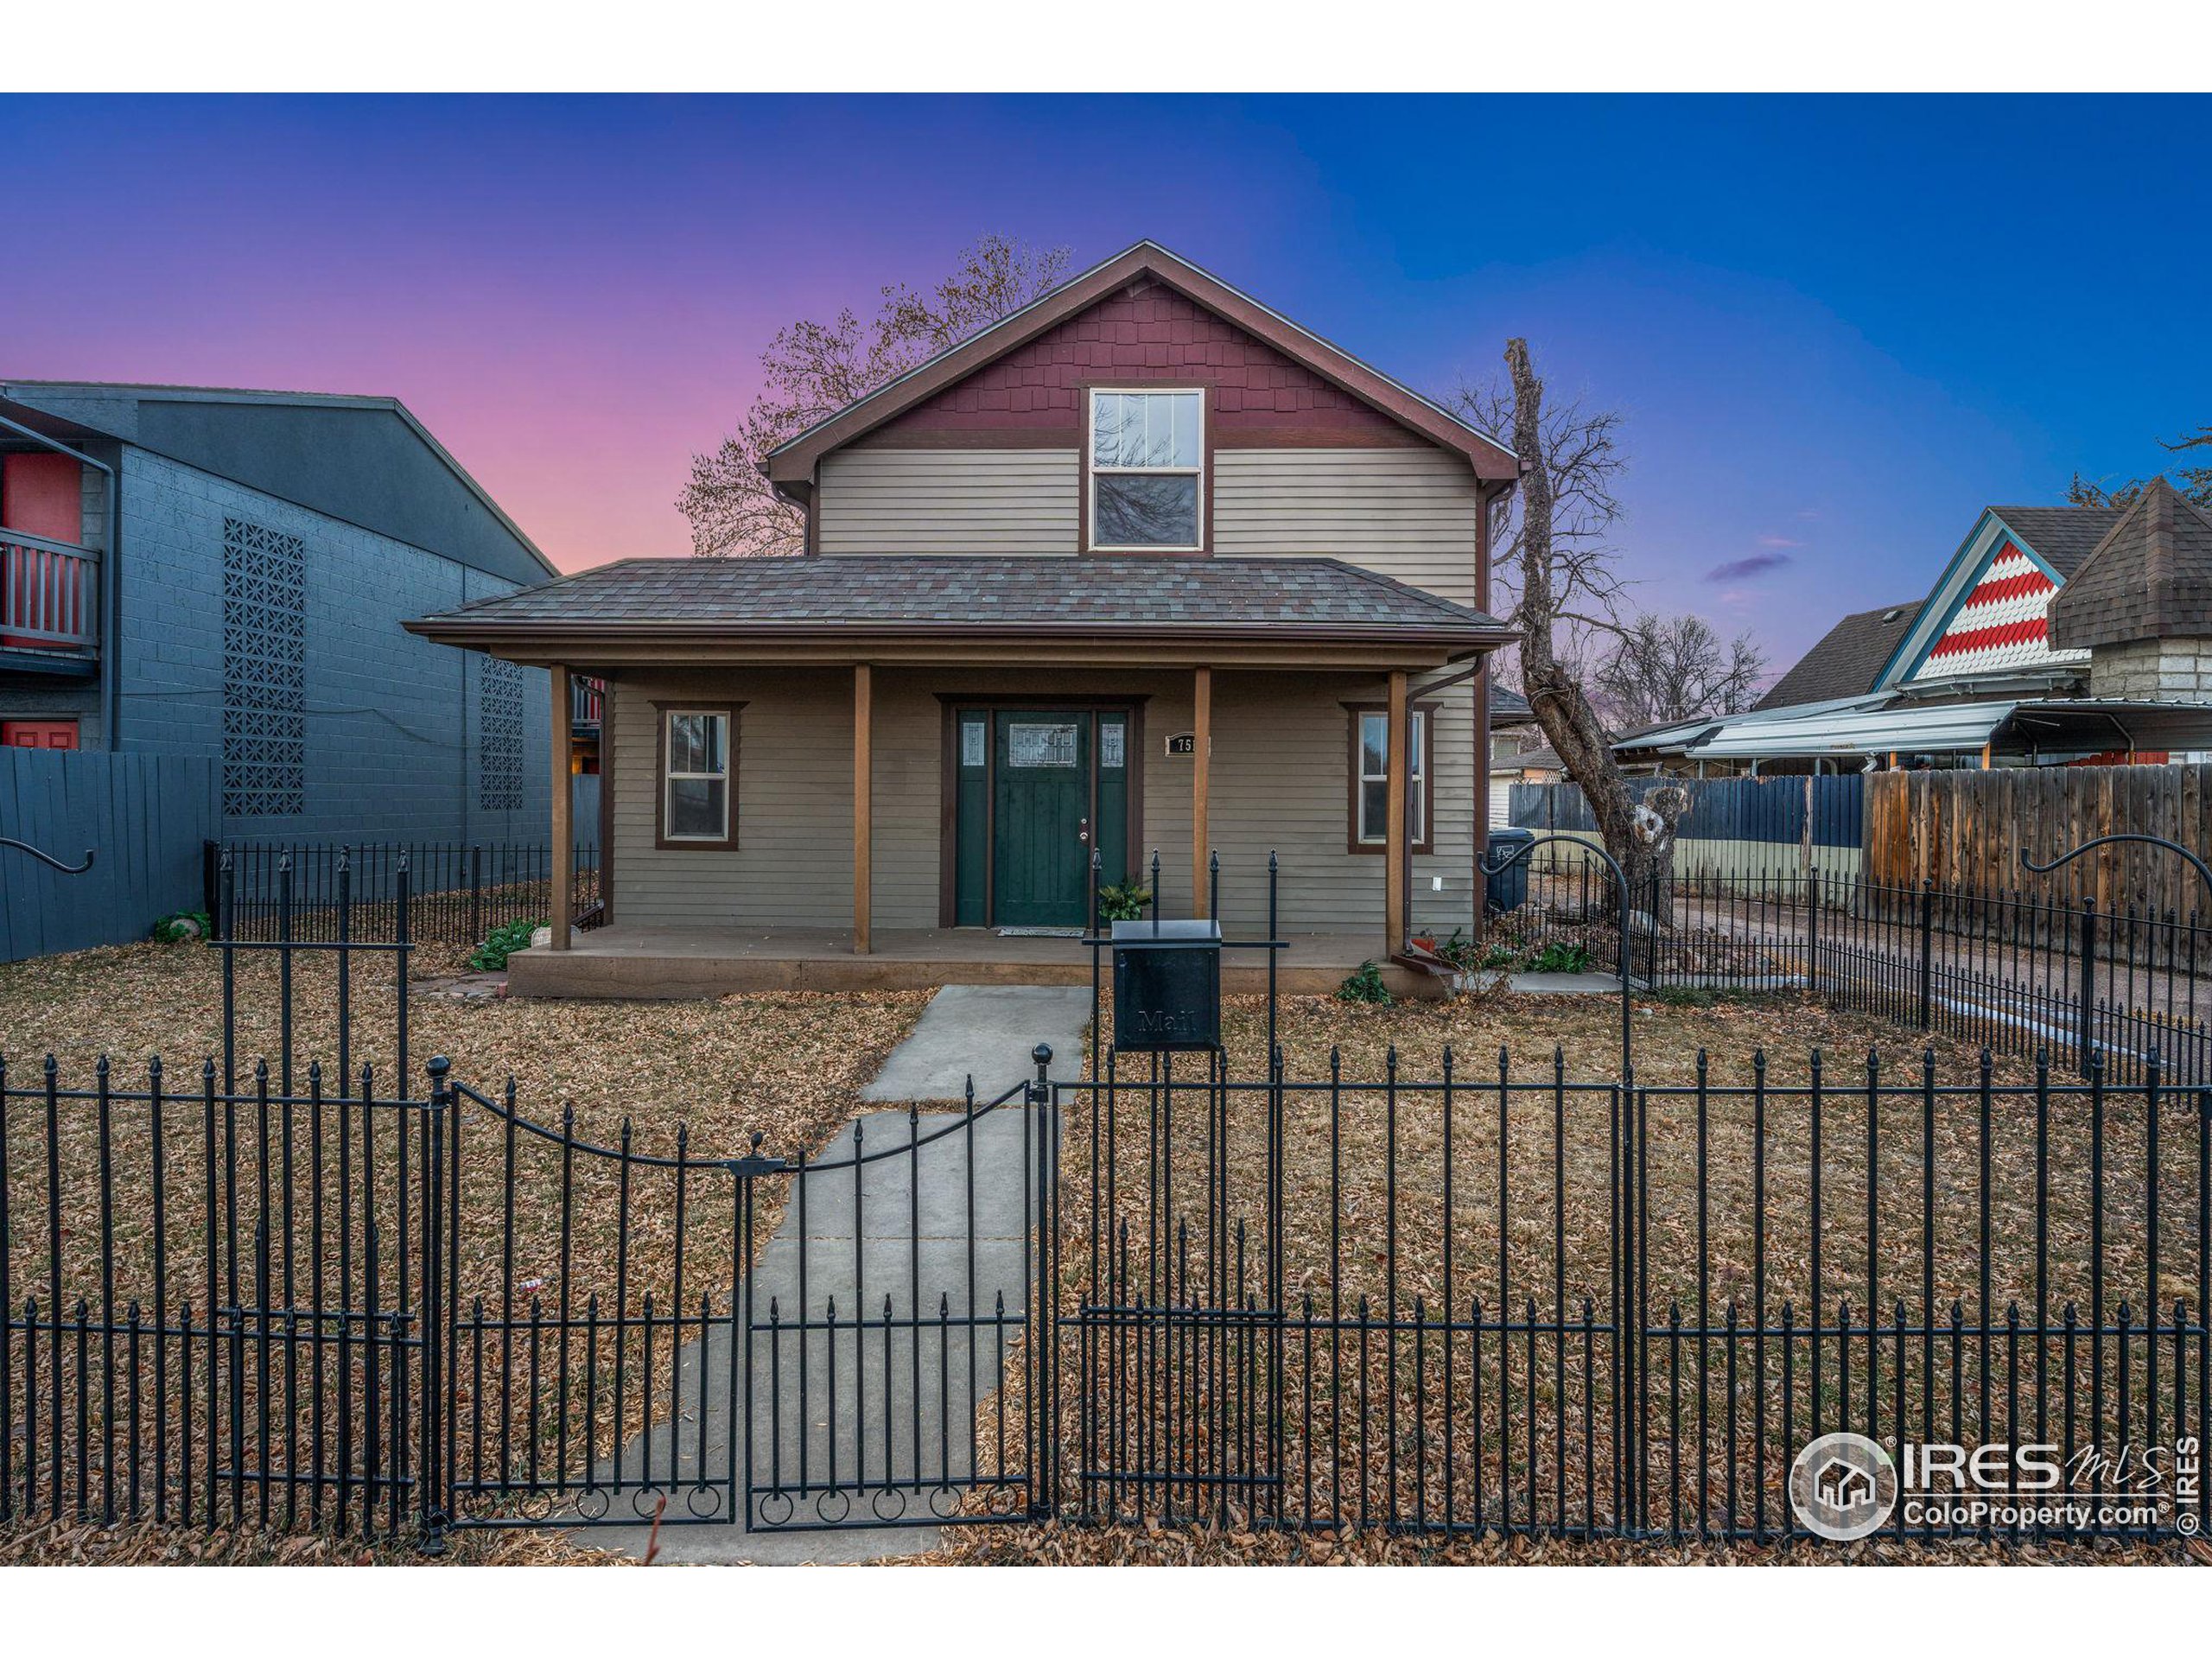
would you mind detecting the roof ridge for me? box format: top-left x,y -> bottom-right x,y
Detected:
760,243 -> 1517,481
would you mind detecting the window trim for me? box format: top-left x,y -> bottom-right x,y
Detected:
1344,701 -> 1436,855
1085,385 -> 1206,555
653,700 -> 742,851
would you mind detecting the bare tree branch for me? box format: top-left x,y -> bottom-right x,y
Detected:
1591,613 -> 1768,731
677,236 -> 1073,556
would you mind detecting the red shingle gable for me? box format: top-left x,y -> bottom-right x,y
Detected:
857,277 -> 1417,447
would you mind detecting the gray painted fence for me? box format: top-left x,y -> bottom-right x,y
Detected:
0,750 -> 220,963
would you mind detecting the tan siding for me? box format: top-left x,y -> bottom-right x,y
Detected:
1192,673 -> 1478,933
609,670 -> 854,929
607,667 -> 1480,937
817,448 -> 1079,555
1211,448 -> 1481,605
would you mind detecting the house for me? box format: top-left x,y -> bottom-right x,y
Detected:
409,241 -> 1522,995
1618,499 -> 2212,772
0,381 -> 558,842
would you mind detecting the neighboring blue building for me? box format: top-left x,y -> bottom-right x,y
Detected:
0,381 -> 563,842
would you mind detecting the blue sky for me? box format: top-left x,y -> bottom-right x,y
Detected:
2,93 -> 2203,671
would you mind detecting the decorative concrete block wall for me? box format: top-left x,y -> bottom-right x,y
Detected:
114,447 -> 552,842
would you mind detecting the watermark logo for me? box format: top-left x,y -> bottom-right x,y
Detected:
1789,1431 -> 1898,1541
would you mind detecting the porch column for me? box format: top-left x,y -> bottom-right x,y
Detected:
1192,665 -> 1211,919
854,664 -> 873,955
1386,668 -> 1408,957
548,663 -> 572,951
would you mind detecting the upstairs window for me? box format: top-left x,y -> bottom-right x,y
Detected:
1090,389 -> 1203,550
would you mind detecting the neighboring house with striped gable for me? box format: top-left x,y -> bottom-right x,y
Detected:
1618,498 -> 2212,773
1878,505 -> 2119,690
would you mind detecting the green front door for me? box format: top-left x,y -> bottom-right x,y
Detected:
991,710 -> 1091,927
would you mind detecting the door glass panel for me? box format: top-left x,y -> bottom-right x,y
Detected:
1100,721 -> 1126,769
1007,721 -> 1079,767
961,719 -> 987,769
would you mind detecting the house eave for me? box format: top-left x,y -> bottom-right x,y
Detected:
403,615 -> 1510,671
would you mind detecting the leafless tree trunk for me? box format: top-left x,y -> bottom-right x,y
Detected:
1501,338 -> 1687,930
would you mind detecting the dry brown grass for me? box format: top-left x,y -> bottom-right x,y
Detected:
0,938 -> 931,1553
950,983 -> 2208,1555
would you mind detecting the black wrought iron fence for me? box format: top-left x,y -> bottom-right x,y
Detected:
5,1038 -> 2205,1548
5,852 -> 2209,1554
212,841 -> 604,946
1491,845 -> 2212,1084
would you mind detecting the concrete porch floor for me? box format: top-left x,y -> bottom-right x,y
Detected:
506,923 -> 1438,1000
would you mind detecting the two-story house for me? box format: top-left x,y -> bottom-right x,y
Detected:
409,243 -> 1521,995
0,382 -> 559,841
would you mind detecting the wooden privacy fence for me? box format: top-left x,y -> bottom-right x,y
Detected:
1867,764 -> 2212,915
0,750 -> 219,963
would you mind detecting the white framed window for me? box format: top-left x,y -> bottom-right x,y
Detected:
658,705 -> 736,847
1090,388 -> 1204,550
1354,708 -> 1429,849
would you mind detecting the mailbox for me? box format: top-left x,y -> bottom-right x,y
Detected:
1110,918 -> 1223,1052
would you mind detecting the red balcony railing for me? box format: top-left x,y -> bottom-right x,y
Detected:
0,527 -> 99,654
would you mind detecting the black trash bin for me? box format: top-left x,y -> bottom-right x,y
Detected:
1110,918 -> 1223,1052
1484,828 -> 1535,915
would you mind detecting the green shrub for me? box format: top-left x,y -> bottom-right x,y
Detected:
1525,940 -> 1593,975
150,910 -> 211,944
1335,960 -> 1393,1005
469,918 -> 544,972
1095,882 -> 1152,923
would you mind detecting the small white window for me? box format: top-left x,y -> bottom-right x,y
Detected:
1357,709 -> 1427,846
1090,389 -> 1204,550
662,708 -> 733,843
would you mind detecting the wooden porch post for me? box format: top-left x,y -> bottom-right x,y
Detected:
549,663 -> 572,950
1386,668 -> 1408,957
854,664 -> 873,955
1192,665 -> 1211,920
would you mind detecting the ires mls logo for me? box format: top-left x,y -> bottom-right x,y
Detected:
1789,1433 -> 1899,1541
1788,1433 -> 2198,1538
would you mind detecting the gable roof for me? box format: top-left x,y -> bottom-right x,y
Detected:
0,380 -> 556,587
762,242 -> 1520,488
1871,503 -> 2121,690
2047,479 -> 2212,651
1757,601 -> 1926,709
407,553 -> 1512,670
1986,505 -> 2124,577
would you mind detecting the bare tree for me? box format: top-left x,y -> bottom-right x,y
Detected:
2066,422 -> 2212,512
678,236 -> 1072,556
1592,613 -> 1766,731
1455,341 -> 1688,921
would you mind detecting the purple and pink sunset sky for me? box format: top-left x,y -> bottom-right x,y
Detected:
3,92 -> 2205,671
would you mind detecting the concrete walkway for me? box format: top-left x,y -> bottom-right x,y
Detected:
861,984 -> 1090,1103
582,990 -> 1067,1565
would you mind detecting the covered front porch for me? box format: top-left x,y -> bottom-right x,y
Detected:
507,920 -> 1442,999
406,554 -> 1516,997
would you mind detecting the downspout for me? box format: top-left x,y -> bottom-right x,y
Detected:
0,412 -> 119,750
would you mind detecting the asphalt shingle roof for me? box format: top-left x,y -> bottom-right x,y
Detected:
1487,683 -> 1534,721
2048,480 -> 2212,650
416,555 -> 1510,639
1755,601 -> 1926,710
1988,505 -> 2125,576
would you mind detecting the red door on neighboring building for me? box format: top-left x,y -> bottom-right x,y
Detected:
1,720 -> 79,749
